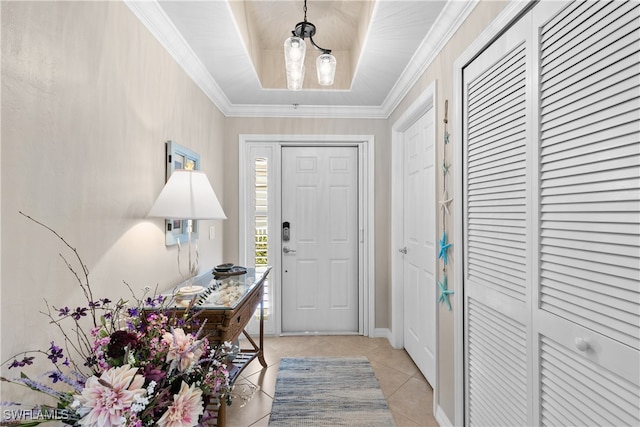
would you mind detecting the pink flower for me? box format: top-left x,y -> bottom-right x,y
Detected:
157,381 -> 204,427
74,364 -> 146,426
205,365 -> 229,395
162,328 -> 203,372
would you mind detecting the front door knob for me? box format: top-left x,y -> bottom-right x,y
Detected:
283,246 -> 297,254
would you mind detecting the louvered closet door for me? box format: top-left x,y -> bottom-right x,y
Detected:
462,13 -> 534,427
463,1 -> 640,426
534,1 -> 640,425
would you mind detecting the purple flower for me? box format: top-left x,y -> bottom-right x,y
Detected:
88,300 -> 101,308
71,307 -> 87,320
8,357 -> 33,369
16,378 -> 62,398
101,298 -> 111,305
143,364 -> 166,383
145,297 -> 155,307
84,355 -> 97,368
48,342 -> 63,363
46,370 -> 84,392
104,312 -> 112,320
48,371 -> 61,383
71,370 -> 86,387
127,307 -> 140,317
63,357 -> 70,367
58,306 -> 70,317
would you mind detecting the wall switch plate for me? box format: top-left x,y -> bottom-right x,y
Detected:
209,226 -> 215,240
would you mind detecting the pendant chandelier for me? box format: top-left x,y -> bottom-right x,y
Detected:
284,0 -> 336,90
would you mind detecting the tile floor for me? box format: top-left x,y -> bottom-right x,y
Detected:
225,335 -> 439,427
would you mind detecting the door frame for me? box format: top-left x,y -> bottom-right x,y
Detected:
452,2 -> 537,426
390,80 -> 437,413
238,134 -> 375,337
391,81 -> 436,348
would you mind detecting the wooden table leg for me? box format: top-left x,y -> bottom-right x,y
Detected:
216,400 -> 226,427
258,297 -> 266,367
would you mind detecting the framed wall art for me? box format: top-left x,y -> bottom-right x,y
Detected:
164,140 -> 201,246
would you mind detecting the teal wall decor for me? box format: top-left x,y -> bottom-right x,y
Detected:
438,100 -> 454,310
438,274 -> 453,311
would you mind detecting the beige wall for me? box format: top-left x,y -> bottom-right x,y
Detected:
1,0 -> 226,400
389,0 -> 509,419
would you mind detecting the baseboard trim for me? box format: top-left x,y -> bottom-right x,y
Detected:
372,327 -> 392,341
435,404 -> 454,427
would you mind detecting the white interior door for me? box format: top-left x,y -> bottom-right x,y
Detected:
402,112 -> 437,386
281,146 -> 359,333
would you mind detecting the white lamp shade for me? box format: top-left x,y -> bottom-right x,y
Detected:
148,170 -> 227,220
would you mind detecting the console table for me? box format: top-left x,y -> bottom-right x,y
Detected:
165,267 -> 271,426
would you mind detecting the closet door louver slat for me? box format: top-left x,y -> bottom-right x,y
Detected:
466,42 -> 528,301
464,12 -> 531,422
538,0 -> 640,352
536,1 -> 640,425
540,337 -> 640,426
468,300 -> 528,427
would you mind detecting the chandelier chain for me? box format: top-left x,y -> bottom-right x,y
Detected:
303,0 -> 308,21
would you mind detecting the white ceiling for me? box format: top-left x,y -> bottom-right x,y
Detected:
125,0 -> 476,118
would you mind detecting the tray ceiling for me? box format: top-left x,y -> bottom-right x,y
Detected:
125,0 -> 475,118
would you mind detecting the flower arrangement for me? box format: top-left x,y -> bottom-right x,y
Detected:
1,213 -> 235,426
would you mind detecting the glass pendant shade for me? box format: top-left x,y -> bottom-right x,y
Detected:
284,36 -> 306,67
286,63 -> 305,91
316,53 -> 336,86
284,36 -> 306,90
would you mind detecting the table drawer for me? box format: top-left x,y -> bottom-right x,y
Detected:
222,285 -> 262,342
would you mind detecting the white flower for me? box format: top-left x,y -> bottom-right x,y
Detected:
74,364 -> 145,426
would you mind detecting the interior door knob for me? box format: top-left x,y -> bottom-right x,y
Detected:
575,337 -> 589,352
283,246 -> 297,254
399,247 -> 407,254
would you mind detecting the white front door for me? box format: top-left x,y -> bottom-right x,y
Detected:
402,112 -> 437,386
281,146 -> 359,333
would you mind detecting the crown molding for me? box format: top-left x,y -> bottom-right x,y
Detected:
381,0 -> 479,118
223,103 -> 389,119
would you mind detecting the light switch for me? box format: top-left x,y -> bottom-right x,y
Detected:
209,226 -> 215,240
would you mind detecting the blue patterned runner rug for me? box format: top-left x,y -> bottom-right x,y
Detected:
268,356 -> 396,426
